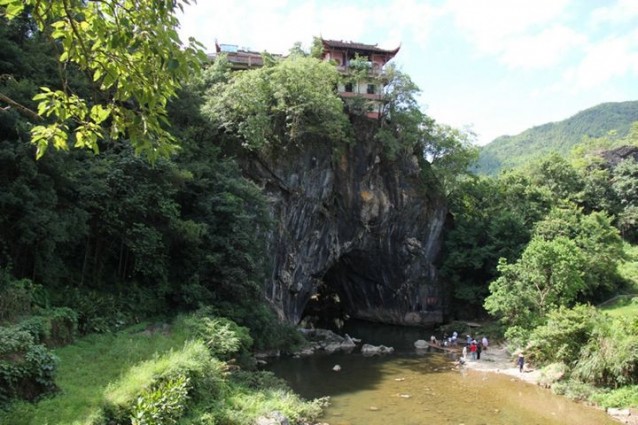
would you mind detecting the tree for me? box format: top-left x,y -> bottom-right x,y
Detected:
0,0 -> 206,160
484,236 -> 586,327
202,54 -> 348,151
422,122 -> 478,195
524,153 -> 584,204
534,205 -> 625,299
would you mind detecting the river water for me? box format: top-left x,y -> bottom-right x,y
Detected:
267,321 -> 618,425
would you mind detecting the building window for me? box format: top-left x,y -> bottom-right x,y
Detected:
367,84 -> 376,95
345,82 -> 353,93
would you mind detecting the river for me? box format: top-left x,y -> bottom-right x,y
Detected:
267,321 -> 618,425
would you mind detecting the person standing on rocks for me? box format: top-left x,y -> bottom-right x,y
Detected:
476,341 -> 482,360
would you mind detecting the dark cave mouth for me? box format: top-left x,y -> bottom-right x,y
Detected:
300,252 -> 374,330
301,278 -> 349,330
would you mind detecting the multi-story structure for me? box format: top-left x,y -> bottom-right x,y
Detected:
210,38 -> 400,119
319,38 -> 400,119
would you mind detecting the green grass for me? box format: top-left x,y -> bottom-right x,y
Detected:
0,320 -> 189,425
619,242 -> 638,292
599,242 -> 638,318
601,295 -> 638,318
0,314 -> 324,425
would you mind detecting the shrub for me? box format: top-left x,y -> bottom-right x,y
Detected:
0,325 -> 58,405
591,385 -> 638,408
572,315 -> 638,387
131,374 -> 190,425
0,273 -> 34,323
16,308 -> 78,347
551,380 -> 597,402
204,303 -> 305,353
101,340 -> 225,424
184,314 -> 253,360
526,305 -> 598,366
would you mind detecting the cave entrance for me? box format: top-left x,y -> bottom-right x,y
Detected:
300,251 -> 376,330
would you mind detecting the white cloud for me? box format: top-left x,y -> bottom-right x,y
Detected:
444,0 -> 572,55
591,0 -> 638,25
499,25 -> 586,69
565,31 -> 638,89
177,0 -> 439,55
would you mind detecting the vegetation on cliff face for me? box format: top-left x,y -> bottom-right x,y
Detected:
476,101 -> 638,175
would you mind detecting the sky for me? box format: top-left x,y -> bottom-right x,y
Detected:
177,0 -> 638,146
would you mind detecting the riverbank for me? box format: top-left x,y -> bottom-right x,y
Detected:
461,344 -> 540,384
460,344 -> 637,425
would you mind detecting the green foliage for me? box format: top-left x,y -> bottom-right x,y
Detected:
215,370 -> 328,425
476,101 -> 638,175
0,317 -> 324,425
202,302 -> 305,353
440,176 -> 533,317
374,66 -> 424,158
203,55 -> 348,151
534,205 -> 625,299
15,307 -> 78,346
0,0 -> 206,160
184,314 -> 253,360
422,122 -> 479,195
612,158 -> 638,241
485,236 -> 586,327
523,153 -> 584,204
526,305 -> 598,366
0,325 -> 58,405
0,271 -> 35,323
551,380 -> 597,402
131,374 -> 190,425
102,340 -> 219,424
591,385 -> 638,408
485,203 -> 625,326
572,315 -> 638,388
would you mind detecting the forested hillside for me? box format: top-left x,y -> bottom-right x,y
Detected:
476,100 -> 638,175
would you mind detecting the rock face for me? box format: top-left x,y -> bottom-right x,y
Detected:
242,120 -> 448,326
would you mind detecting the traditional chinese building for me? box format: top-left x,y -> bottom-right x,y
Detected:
320,38 -> 400,119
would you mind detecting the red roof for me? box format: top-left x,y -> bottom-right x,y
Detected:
321,38 -> 400,56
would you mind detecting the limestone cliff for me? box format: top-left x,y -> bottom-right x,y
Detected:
241,120 -> 448,326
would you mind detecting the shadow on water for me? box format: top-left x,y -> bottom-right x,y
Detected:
267,350 -> 452,400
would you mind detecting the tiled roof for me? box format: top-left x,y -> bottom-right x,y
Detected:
321,38 -> 400,55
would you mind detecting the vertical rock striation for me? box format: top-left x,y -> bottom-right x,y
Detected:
242,121 -> 448,326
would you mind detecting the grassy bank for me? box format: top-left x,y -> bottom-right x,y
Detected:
0,316 -> 324,425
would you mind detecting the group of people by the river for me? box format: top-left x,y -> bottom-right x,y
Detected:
429,331 -> 490,362
429,330 -> 526,372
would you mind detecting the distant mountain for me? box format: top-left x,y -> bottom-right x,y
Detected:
475,100 -> 638,175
